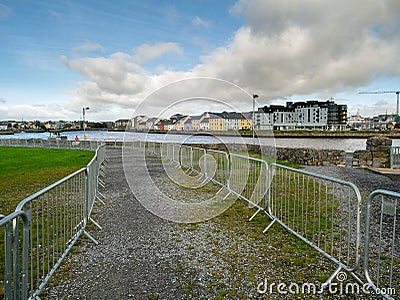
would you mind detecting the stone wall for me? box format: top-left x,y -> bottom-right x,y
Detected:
274,147 -> 346,166
352,135 -> 392,168
186,143 -> 346,166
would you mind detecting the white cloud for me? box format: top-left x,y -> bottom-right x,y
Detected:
197,0 -> 400,97
58,0 -> 400,120
192,16 -> 210,28
132,42 -> 184,64
60,53 -> 148,95
73,42 -> 104,52
49,9 -> 63,22
0,3 -> 11,20
0,104 -> 76,121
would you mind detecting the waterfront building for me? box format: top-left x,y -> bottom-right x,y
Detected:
177,115 -> 190,131
132,115 -> 148,130
350,113 -> 397,131
145,117 -> 160,130
221,112 -> 241,130
183,118 -> 194,131
239,112 -> 252,130
199,118 -> 209,131
190,116 -> 202,131
258,100 -> 346,130
253,111 -> 273,130
115,119 -> 131,129
0,122 -> 8,131
209,113 -> 225,131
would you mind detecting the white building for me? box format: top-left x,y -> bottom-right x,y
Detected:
199,118 -> 209,131
258,101 -> 331,130
223,112 -> 241,130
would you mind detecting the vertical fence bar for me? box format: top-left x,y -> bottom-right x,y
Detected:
364,189 -> 399,299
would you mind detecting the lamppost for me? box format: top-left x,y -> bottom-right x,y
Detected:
83,106 -> 90,139
252,94 -> 258,141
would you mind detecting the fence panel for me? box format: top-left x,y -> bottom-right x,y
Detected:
229,154 -> 269,209
0,138 -> 102,150
191,147 -> 206,175
0,211 -> 30,300
390,146 -> 400,169
204,149 -> 230,188
364,190 -> 399,299
180,146 -> 192,169
86,157 -> 98,218
14,169 -> 86,298
146,141 -> 155,155
154,142 -> 162,157
172,144 -> 181,165
0,143 -> 105,299
268,163 -> 362,278
160,142 -> 169,160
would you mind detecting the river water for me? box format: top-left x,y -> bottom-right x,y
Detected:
1,130 -> 399,152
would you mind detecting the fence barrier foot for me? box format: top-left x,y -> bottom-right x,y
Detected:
83,230 -> 99,245
216,187 -> 225,195
201,176 -> 210,184
97,191 -> 106,204
249,208 -> 262,221
321,266 -> 342,289
262,219 -> 276,233
196,174 -> 205,182
349,271 -> 364,286
223,190 -> 232,200
89,217 -> 102,230
96,195 -> 106,205
321,269 -> 363,289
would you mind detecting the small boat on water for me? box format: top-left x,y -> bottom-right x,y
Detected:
48,132 -> 68,140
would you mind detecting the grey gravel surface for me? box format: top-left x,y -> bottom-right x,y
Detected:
45,148 -> 398,299
304,165 -> 400,197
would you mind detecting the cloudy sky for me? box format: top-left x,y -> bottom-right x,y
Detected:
1,0 -> 400,121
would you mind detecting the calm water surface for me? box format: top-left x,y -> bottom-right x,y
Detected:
1,131 -> 399,152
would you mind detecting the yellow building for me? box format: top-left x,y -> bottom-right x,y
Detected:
240,118 -> 252,130
209,114 -> 225,131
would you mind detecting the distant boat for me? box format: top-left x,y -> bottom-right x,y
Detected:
48,132 -> 68,140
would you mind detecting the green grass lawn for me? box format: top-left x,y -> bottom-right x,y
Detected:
0,146 -> 94,215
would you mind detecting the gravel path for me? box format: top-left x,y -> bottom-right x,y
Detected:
45,147 -> 398,299
304,165 -> 400,197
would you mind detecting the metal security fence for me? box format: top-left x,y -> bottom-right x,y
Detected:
0,144 -> 106,299
364,190 -> 399,300
266,163 -> 362,285
390,146 -> 400,169
142,142 -> 400,293
0,211 -> 30,300
204,149 -> 230,189
15,169 -> 87,298
228,154 -> 269,212
180,146 -> 193,170
191,147 -> 206,176
86,146 -> 107,229
0,138 -> 103,151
